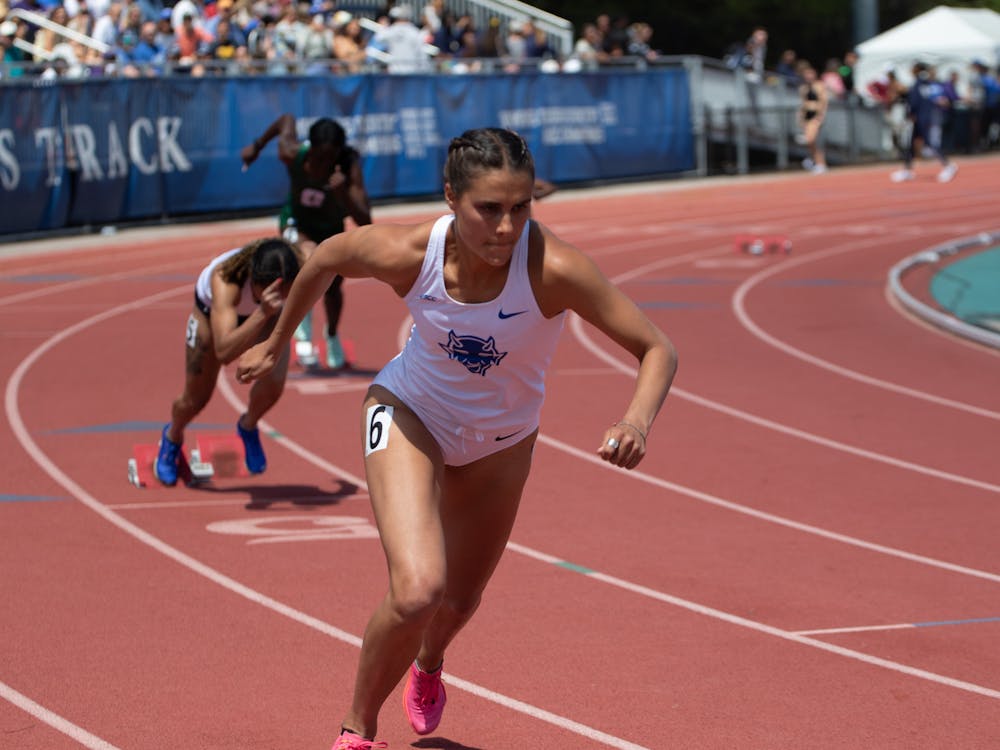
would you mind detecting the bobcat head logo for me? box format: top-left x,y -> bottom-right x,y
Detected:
439,330 -> 507,376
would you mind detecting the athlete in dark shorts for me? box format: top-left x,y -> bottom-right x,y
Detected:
797,63 -> 828,174
242,114 -> 373,368
891,62 -> 958,183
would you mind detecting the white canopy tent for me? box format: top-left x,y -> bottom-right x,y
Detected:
855,5 -> 1000,98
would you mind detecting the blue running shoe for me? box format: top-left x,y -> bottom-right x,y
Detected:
236,417 -> 267,474
154,424 -> 182,486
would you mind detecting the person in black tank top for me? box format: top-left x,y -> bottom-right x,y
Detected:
242,113 -> 373,369
797,63 -> 829,173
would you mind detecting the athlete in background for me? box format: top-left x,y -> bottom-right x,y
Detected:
242,114 -> 373,368
891,62 -> 959,183
154,237 -> 300,485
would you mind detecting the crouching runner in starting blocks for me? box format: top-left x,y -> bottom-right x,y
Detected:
143,236 -> 301,487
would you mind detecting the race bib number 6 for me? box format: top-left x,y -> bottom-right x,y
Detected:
185,313 -> 198,349
365,404 -> 394,456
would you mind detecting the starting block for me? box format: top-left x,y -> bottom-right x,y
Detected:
195,433 -> 250,478
734,234 -> 793,256
127,443 -> 214,489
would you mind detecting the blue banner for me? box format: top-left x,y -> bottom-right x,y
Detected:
0,69 -> 693,235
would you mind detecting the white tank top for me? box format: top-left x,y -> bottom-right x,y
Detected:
386,214 -> 565,437
194,247 -> 257,317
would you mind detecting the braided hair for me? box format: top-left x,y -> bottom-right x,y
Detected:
218,237 -> 300,289
444,128 -> 535,197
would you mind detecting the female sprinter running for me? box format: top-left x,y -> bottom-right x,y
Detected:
237,128 -> 677,749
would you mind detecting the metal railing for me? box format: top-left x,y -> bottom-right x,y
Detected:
8,7 -> 110,54
343,0 -> 573,56
0,46 -> 899,181
682,55 -> 893,174
0,50 -> 585,79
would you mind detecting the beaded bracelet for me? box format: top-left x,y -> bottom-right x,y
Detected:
615,421 -> 647,442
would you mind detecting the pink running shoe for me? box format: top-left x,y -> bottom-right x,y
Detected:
403,661 -> 447,735
331,730 -> 387,749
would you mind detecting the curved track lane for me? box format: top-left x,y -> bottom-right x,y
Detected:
3,157 -> 999,749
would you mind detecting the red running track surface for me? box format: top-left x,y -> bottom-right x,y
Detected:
2,156 -> 999,749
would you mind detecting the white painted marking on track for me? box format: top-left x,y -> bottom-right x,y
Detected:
107,494 -> 369,511
794,623 -> 917,636
9,221 -> 1000,750
884,281 -> 1000,359
571,303 -> 1000,496
206,515 -> 379,544
0,255 -> 202,308
107,498 -> 258,510
506,542 -> 1000,701
10,286 -> 653,750
286,378 -> 371,396
537,430 -> 1000,584
731,236 -> 1000,420
1,678 -> 122,749
694,257 -> 766,268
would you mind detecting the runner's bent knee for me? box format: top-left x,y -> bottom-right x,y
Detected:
387,573 -> 445,623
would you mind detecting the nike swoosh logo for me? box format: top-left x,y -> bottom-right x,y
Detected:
495,429 -> 523,442
498,309 -> 528,319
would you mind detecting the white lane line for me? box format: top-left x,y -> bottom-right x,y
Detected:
536,430 -> 1000,584
0,680 -> 122,749
0,256 -> 200,308
731,236 -> 1000,420
570,312 -> 1000,496
106,494 -> 369,511
221,363 -> 1000,705
795,624 -> 917,636
9,240 -> 999,750
217,247 -> 1000,704
508,542 -> 1000,700
394,239 -> 1000,564
9,293 -> 650,750
795,615 -> 1000,636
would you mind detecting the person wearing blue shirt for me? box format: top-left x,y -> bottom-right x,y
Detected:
971,60 -> 1000,150
891,62 -> 958,183
130,21 -> 165,69
1,20 -> 29,78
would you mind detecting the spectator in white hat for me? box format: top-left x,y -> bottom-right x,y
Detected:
373,4 -> 432,73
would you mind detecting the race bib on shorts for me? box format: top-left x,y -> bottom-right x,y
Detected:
365,404 -> 394,456
185,313 -> 198,349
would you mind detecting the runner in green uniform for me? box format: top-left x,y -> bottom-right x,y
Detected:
242,113 -> 372,368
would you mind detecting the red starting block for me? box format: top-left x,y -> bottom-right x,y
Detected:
195,433 -> 249,478
127,442 -> 214,488
734,234 -> 793,256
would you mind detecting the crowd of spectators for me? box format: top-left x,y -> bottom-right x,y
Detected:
0,0 -> 663,79
3,0 -> 998,154
725,24 -> 1000,153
